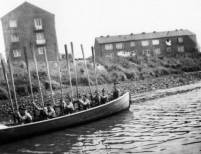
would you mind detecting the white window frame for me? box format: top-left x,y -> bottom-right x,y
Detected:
130,41 -> 136,47
36,33 -> 46,45
130,50 -> 137,56
178,37 -> 183,43
141,40 -> 149,46
152,39 -> 159,45
34,18 -> 43,30
166,39 -> 172,46
105,44 -> 113,50
117,50 -> 130,57
143,50 -> 151,57
10,34 -> 19,42
9,20 -> 17,28
116,43 -> 123,49
178,46 -> 185,52
13,49 -> 21,57
37,46 -> 46,55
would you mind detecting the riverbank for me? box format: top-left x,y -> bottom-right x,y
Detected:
0,71 -> 201,121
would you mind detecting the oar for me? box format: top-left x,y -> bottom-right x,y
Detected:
56,52 -> 63,101
70,42 -> 79,98
23,46 -> 35,104
64,44 -> 73,98
1,59 -> 15,119
43,47 -> 55,105
91,46 -> 98,92
80,44 -> 92,96
7,57 -> 19,111
31,44 -> 44,108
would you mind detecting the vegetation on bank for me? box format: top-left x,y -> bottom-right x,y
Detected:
1,52 -> 201,98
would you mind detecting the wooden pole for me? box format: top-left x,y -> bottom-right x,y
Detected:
31,44 -> 44,108
1,59 -> 15,115
80,44 -> 92,96
23,46 -> 35,104
56,53 -> 63,101
7,57 -> 19,111
70,42 -> 79,98
64,44 -> 73,98
91,46 -> 98,92
43,47 -> 55,105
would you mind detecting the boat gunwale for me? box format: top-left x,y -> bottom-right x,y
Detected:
1,92 -> 129,130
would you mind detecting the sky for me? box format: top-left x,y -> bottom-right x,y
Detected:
0,0 -> 201,58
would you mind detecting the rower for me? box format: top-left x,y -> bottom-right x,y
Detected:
44,102 -> 56,119
81,95 -> 91,109
62,97 -> 75,114
100,88 -> 108,104
92,90 -> 101,107
17,106 -> 32,124
113,82 -> 120,99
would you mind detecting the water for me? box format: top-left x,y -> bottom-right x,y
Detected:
0,88 -> 201,153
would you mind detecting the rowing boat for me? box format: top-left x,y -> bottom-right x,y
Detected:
0,92 -> 130,144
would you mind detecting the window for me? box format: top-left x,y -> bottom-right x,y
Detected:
36,33 -> 46,45
178,37 -> 183,43
166,47 -> 171,52
178,46 -> 185,52
34,18 -> 43,30
105,53 -> 113,58
11,34 -> 19,42
130,41 -> 136,47
130,50 -> 137,56
141,40 -> 149,46
143,50 -> 151,57
153,48 -> 161,55
117,51 -> 130,57
116,43 -> 123,49
165,39 -> 172,46
105,44 -> 113,50
13,49 -> 21,57
9,20 -> 17,28
152,39 -> 159,45
37,46 -> 46,55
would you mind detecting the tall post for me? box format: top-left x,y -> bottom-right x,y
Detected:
1,59 -> 15,115
64,44 -> 73,98
91,46 -> 98,92
70,42 -> 79,98
43,47 -> 55,105
23,46 -> 35,103
56,52 -> 63,101
31,44 -> 44,108
80,44 -> 92,96
7,57 -> 19,111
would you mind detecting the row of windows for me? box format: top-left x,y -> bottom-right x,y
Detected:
104,37 -> 184,50
12,46 -> 46,58
105,46 -> 185,58
10,32 -> 46,45
9,18 -> 43,30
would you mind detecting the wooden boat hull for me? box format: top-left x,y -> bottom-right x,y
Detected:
0,92 -> 130,144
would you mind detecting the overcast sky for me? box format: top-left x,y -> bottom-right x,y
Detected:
0,0 -> 201,58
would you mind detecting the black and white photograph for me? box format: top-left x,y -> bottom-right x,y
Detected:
0,0 -> 201,153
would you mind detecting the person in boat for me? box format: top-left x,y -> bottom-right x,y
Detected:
44,102 -> 56,119
16,106 -> 32,124
92,90 -> 101,107
80,94 -> 91,110
62,97 -> 75,114
113,81 -> 120,100
100,88 -> 108,104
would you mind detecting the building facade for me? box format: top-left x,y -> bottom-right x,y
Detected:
94,29 -> 198,59
1,2 -> 58,62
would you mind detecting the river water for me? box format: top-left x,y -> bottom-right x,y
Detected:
0,88 -> 201,153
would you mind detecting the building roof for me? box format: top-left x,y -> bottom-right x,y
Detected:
95,29 -> 195,44
1,1 -> 54,19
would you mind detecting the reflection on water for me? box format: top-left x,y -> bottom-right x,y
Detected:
0,88 -> 201,153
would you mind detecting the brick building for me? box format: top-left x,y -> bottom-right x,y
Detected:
1,2 -> 58,62
94,29 -> 198,59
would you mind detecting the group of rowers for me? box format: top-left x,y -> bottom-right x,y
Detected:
14,83 -> 120,124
